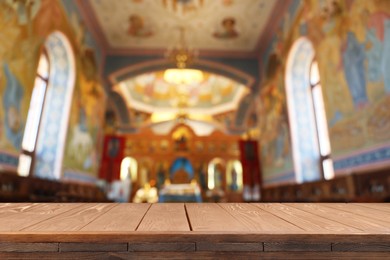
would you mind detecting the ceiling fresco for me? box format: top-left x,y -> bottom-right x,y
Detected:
115,70 -> 249,115
87,0 -> 277,52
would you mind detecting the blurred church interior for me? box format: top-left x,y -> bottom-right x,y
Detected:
0,0 -> 389,203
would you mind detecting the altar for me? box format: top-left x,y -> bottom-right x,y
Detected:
158,183 -> 202,202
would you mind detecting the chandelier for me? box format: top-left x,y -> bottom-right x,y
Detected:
163,26 -> 203,85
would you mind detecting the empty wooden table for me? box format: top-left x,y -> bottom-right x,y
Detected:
0,203 -> 389,259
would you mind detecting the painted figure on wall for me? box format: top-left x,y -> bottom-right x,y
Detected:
213,17 -> 239,39
310,0 -> 354,124
127,14 -> 153,37
258,53 -> 290,168
162,0 -> 204,16
2,63 -> 24,149
5,0 -> 41,36
342,31 -> 368,108
365,5 -> 390,93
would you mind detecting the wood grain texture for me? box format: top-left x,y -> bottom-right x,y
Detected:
332,243 -> 390,252
0,203 -> 35,214
128,242 -> 195,252
0,203 -> 83,231
0,242 -> 58,252
197,242 -> 263,252
288,203 -> 390,233
324,203 -> 390,223
81,203 -> 150,231
0,202 -> 388,258
219,203 -> 303,233
356,203 -> 390,213
254,203 -> 361,233
137,203 -> 190,231
60,242 -> 127,252
0,251 -> 390,259
22,203 -> 116,231
264,242 -> 330,252
186,203 -> 248,231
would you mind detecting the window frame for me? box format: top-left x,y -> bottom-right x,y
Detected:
18,49 -> 50,177
309,58 -> 334,180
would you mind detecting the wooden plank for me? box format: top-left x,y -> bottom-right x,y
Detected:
197,242 -> 263,252
264,242 -> 330,252
288,203 -> 390,233
136,203 -> 189,231
332,243 -> 390,252
185,203 -> 250,232
22,203 -> 116,232
0,203 -> 36,214
60,242 -> 127,252
128,242 -> 195,252
0,203 -> 83,231
356,203 -> 390,213
0,242 -> 58,252
1,251 -> 390,259
219,203 -> 303,233
81,203 -> 150,231
254,203 -> 361,233
323,203 -> 390,224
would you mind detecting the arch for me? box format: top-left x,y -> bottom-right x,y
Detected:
32,31 -> 75,179
207,158 -> 226,190
109,59 -> 255,89
169,157 -> 194,180
285,37 -> 333,183
120,156 -> 138,181
109,92 -> 130,125
226,160 -> 243,192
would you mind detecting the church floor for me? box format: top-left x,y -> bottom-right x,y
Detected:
0,203 -> 389,259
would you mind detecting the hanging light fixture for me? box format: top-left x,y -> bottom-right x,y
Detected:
163,26 -> 204,85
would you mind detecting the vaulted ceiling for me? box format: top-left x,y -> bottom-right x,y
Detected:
76,0 -> 288,134
78,0 -> 282,56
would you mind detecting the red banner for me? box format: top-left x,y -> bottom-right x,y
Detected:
99,135 -> 125,182
239,140 -> 262,201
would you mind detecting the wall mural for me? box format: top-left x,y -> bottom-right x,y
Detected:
259,0 -> 390,185
61,1 -> 106,182
0,1 -> 40,167
303,0 -> 390,160
0,0 -> 105,182
2,63 -> 24,150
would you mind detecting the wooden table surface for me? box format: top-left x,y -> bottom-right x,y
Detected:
0,203 -> 389,259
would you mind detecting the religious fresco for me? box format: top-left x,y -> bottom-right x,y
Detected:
61,2 -> 106,179
301,0 -> 390,152
213,17 -> 239,39
129,109 -> 151,128
127,14 -> 153,37
118,71 -> 248,113
256,51 -> 293,182
0,0 -> 105,181
2,63 -> 24,149
89,0 -> 276,51
213,111 -> 235,129
259,0 -> 390,185
0,1 -> 42,157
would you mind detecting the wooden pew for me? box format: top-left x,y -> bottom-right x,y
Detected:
0,171 -> 109,202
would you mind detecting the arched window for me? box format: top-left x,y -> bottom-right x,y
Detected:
226,160 -> 243,192
18,31 -> 75,179
309,61 -> 334,180
207,158 -> 225,190
285,37 -> 334,182
120,157 -> 138,181
17,50 -> 49,177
